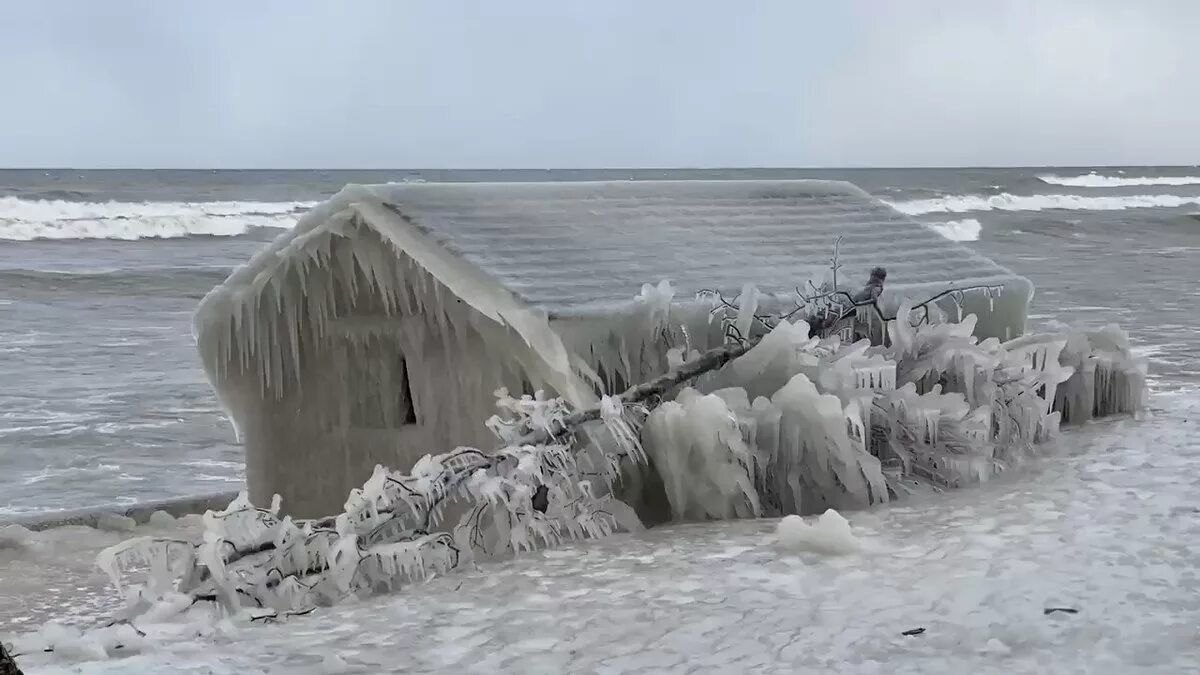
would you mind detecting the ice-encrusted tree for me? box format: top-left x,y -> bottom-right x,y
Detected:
87,258 -> 1147,636
0,640 -> 22,675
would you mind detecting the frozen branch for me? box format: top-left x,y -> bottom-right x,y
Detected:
519,339 -> 757,445
0,641 -> 22,675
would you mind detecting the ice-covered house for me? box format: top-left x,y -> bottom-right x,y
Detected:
195,180 -> 1033,517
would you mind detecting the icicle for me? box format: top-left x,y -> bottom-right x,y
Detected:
642,389 -> 761,520
735,283 -> 760,341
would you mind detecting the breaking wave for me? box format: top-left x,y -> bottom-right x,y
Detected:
0,197 -> 314,241
890,193 -> 1200,216
0,266 -> 232,296
1038,172 -> 1200,188
927,219 -> 982,242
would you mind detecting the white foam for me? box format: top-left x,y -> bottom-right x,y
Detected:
927,218 -> 982,241
1038,172 -> 1200,187
890,192 -> 1200,215
0,197 -> 314,241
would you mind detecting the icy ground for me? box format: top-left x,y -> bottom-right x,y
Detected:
6,389 -> 1200,674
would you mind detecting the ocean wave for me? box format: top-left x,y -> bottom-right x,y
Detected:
927,219 -> 982,242
1038,172 -> 1200,188
0,196 -> 315,241
890,192 -> 1200,216
0,266 -> 232,295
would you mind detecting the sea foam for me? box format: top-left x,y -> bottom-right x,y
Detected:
927,218 -> 982,241
0,197 -> 313,241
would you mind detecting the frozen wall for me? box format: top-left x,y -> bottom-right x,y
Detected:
198,216 -> 557,517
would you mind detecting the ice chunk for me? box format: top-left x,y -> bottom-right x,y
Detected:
148,510 -> 177,527
642,389 -> 760,521
774,510 -> 860,555
0,523 -> 34,550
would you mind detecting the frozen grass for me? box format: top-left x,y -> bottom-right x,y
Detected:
7,389 -> 1198,674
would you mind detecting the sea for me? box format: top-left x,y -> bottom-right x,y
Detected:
5,167 -> 1200,673
1,166 -> 1198,518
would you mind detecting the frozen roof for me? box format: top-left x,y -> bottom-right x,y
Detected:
352,179 -> 1027,315
196,178 -> 1034,418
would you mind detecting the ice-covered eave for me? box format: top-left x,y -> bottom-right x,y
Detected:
193,184 -> 597,408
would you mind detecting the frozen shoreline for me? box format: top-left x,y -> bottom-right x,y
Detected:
2,491 -> 239,532
5,390 -> 1197,674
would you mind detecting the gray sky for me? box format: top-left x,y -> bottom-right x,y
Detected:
2,0 -> 1197,168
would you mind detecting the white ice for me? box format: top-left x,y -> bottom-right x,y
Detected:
774,510 -> 860,555
0,513 -> 206,632
8,389 -> 1199,674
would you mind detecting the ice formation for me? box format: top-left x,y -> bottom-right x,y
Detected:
195,206 -> 589,516
632,293 -> 1146,519
86,382 -> 650,626
193,179 -> 1034,517
774,510 -> 860,555
93,282 -> 1147,634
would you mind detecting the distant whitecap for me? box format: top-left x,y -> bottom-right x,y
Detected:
927,218 -> 982,242
0,197 -> 313,241
1038,172 -> 1200,187
889,192 -> 1200,215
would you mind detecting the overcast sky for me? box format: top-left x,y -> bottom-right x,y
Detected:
2,0 -> 1196,169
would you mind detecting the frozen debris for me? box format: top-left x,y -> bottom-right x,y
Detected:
0,524 -> 34,551
981,638 -> 1012,655
774,510 -> 860,555
147,511 -> 177,527
93,384 -> 651,623
19,620 -> 147,662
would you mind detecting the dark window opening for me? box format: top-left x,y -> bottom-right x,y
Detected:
346,344 -> 418,429
396,358 -> 417,425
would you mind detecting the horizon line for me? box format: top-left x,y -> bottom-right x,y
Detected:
1,164 -> 1198,172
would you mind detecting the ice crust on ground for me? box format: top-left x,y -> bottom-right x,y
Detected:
0,513 -> 206,631
9,391 -> 1199,674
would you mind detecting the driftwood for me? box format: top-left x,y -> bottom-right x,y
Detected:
0,642 -> 22,675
